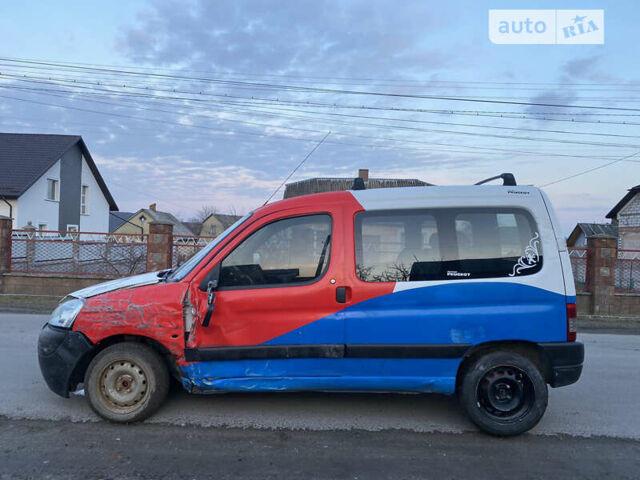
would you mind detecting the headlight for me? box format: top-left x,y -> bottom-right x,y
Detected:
49,298 -> 84,328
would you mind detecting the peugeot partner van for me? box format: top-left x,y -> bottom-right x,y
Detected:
38,175 -> 583,436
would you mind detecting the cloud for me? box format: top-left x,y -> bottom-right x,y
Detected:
117,0 -> 449,78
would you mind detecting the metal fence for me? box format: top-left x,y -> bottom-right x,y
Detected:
171,235 -> 216,268
615,249 -> 640,292
10,229 -> 148,277
568,248 -> 589,291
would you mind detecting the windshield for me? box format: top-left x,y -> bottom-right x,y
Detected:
168,212 -> 253,281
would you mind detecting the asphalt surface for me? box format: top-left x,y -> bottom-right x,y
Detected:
1,313 -> 639,479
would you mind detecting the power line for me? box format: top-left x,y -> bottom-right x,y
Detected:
4,82 -> 640,151
2,56 -> 640,112
1,55 -> 639,89
4,91 -> 639,164
541,151 -> 640,187
6,70 -> 640,125
3,72 -> 640,138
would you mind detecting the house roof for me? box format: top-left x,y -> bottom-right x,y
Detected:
567,223 -> 619,246
109,211 -> 134,232
606,185 -> 640,219
182,221 -> 203,236
126,208 -> 195,236
0,133 -> 118,210
283,177 -> 431,199
203,213 -> 242,230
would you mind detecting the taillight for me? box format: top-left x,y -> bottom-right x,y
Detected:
567,303 -> 577,341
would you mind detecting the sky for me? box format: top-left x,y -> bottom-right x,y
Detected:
0,0 -> 639,233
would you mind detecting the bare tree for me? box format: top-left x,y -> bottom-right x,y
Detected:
190,205 -> 218,223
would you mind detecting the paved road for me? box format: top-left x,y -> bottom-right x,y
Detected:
1,313 -> 639,479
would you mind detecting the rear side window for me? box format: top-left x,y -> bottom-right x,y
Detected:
355,208 -> 541,282
219,214 -> 332,288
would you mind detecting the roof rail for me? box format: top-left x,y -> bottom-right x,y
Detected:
474,173 -> 517,186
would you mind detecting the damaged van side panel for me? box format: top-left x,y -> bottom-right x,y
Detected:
72,282 -> 189,359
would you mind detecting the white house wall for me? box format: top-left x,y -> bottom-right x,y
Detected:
79,155 -> 110,232
16,159 -> 61,230
618,192 -> 640,228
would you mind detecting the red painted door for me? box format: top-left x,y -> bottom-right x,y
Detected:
187,205 -> 348,354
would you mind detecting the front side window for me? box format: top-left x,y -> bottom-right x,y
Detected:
46,179 -> 58,201
219,214 -> 332,288
355,208 -> 541,282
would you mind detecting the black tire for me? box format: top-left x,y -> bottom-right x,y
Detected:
84,343 -> 169,423
458,351 -> 548,436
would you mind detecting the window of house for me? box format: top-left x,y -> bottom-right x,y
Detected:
219,214 -> 332,288
80,185 -> 89,214
355,208 -> 541,282
46,179 -> 59,201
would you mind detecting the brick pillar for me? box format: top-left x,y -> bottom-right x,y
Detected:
0,216 -> 12,274
146,221 -> 173,272
586,236 -> 618,315
23,222 -> 36,272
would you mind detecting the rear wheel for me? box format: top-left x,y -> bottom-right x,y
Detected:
85,343 -> 169,423
458,351 -> 547,436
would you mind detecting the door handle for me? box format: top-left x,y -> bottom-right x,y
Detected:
336,286 -> 350,303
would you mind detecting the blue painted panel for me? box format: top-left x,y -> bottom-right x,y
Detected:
180,282 -> 567,395
267,283 -> 566,348
181,358 -> 460,394
182,372 -> 455,395
344,283 -> 566,345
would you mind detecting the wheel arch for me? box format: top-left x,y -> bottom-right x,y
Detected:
456,340 -> 552,393
69,334 -> 180,393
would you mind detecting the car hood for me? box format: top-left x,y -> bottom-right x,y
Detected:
69,271 -> 166,299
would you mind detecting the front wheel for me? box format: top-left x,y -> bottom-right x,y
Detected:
458,351 -> 548,436
85,343 -> 169,423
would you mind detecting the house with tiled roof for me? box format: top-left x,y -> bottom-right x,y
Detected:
0,133 -> 117,231
606,184 -> 640,250
199,213 -> 242,236
568,184 -> 640,250
112,203 -> 196,236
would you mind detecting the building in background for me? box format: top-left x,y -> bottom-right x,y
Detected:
567,223 -> 619,247
283,168 -> 431,199
606,184 -> 640,250
567,184 -> 640,249
108,211 -> 135,232
0,133 -> 117,231
112,203 -> 194,236
199,213 -> 242,236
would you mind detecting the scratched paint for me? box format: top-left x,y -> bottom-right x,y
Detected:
73,281 -> 188,358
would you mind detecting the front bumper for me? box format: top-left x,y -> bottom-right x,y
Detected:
538,341 -> 584,388
37,324 -> 94,398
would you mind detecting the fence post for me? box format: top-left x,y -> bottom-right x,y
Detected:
23,222 -> 36,272
146,221 -> 173,272
0,216 -> 11,275
586,236 -> 618,315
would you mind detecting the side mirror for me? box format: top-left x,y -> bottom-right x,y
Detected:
199,263 -> 221,292
199,263 -> 221,327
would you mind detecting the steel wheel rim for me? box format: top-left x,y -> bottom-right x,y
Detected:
476,365 -> 534,421
99,359 -> 149,413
